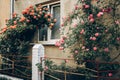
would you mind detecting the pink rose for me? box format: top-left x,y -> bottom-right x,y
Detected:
81,20 -> 85,24
80,29 -> 85,34
84,5 -> 90,9
108,73 -> 112,77
65,59 -> 69,63
74,23 -> 78,27
96,27 -> 99,29
75,5 -> 79,10
82,0 -> 84,2
105,29 -> 108,33
34,16 -> 37,19
97,12 -> 103,18
75,50 -> 78,54
115,20 -> 119,24
86,48 -> 89,51
95,33 -> 99,37
92,37 -> 96,41
61,23 -> 64,27
55,41 -> 61,47
117,37 -> 120,41
82,46 -> 85,49
90,37 -> 93,40
89,18 -> 94,23
97,13 -> 101,18
88,14 -> 93,20
60,38 -> 64,44
59,47 -> 64,50
104,48 -> 109,52
93,47 -> 97,51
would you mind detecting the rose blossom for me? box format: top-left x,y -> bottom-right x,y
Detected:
59,47 -> 64,50
108,73 -> 112,77
82,46 -> 85,49
117,37 -> 120,41
75,50 -> 78,54
104,48 -> 109,52
80,29 -> 85,34
75,5 -> 79,10
97,12 -> 103,18
60,38 -> 64,44
92,37 -> 96,41
95,33 -> 99,37
84,5 -> 90,9
89,18 -> 94,23
93,47 -> 97,51
86,48 -> 89,51
74,23 -> 78,27
55,41 -> 61,47
81,20 -> 85,24
65,59 -> 69,63
90,37 -> 97,41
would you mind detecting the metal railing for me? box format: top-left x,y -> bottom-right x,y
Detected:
0,54 -> 31,80
40,56 -> 120,80
0,56 -> 14,71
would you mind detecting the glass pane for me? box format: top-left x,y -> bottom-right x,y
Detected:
39,24 -> 48,41
51,6 -> 60,39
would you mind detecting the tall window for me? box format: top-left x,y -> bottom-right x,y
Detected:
51,4 -> 60,39
38,2 -> 60,44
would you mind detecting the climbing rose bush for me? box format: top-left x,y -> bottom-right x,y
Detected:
0,4 -> 56,54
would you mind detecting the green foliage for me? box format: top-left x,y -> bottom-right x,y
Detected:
55,0 -> 120,79
0,4 -> 55,54
59,0 -> 120,62
0,4 -> 55,80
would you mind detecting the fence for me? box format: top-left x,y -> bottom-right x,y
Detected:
39,56 -> 120,80
0,44 -> 119,80
0,54 -> 31,80
31,44 -> 120,80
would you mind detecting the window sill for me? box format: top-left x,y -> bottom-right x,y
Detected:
30,39 -> 59,46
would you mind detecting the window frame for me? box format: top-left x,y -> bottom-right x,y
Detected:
38,1 -> 60,45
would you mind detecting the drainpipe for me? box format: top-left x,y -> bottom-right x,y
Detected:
10,0 -> 14,19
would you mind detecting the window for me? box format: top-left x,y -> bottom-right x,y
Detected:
38,2 -> 60,45
51,4 -> 60,39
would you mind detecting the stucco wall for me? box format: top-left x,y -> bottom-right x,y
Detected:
14,0 -> 49,16
0,0 -> 10,28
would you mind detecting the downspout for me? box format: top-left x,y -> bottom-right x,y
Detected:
10,0 -> 14,19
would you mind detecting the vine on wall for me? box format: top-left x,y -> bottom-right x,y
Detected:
0,4 -> 56,54
0,4 -> 56,79
54,0 -> 120,79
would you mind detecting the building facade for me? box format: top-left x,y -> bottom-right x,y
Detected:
0,0 -> 10,28
13,0 -> 77,59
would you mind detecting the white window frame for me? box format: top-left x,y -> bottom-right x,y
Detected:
38,2 -> 60,45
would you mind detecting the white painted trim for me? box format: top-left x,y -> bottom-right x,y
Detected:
10,0 -> 14,19
42,1 -> 60,7
38,39 -> 59,45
